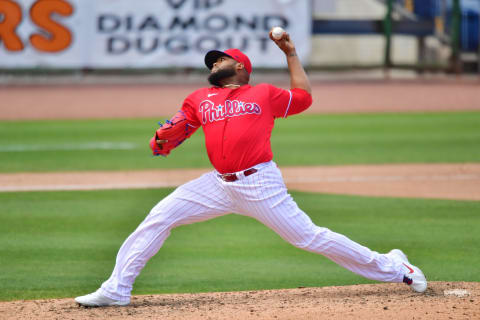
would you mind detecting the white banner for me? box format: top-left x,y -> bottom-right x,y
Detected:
0,0 -> 311,69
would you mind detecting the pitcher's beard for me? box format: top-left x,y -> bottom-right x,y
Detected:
208,67 -> 236,87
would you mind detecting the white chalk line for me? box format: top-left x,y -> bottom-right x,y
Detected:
444,289 -> 470,297
0,183 -> 179,192
0,142 -> 138,152
1,173 -> 479,192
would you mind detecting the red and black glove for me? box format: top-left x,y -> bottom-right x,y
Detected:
150,110 -> 196,157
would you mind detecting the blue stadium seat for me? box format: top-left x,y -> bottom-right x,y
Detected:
414,0 -> 441,19
461,7 -> 480,51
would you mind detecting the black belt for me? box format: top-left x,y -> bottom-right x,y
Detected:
218,168 -> 258,182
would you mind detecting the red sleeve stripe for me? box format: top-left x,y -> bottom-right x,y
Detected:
283,90 -> 293,118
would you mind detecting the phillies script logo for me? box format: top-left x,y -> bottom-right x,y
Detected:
0,0 -> 73,52
199,99 -> 261,124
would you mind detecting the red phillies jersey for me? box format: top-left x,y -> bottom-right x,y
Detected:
181,84 -> 312,174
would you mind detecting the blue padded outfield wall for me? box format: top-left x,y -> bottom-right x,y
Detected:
461,0 -> 480,51
396,0 -> 479,51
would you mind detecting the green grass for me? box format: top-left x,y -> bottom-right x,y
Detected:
0,111 -> 479,172
0,188 -> 478,301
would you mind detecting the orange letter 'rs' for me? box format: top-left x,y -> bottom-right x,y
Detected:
0,0 -> 24,51
29,0 -> 73,52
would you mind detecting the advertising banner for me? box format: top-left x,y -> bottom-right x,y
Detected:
0,0 -> 312,69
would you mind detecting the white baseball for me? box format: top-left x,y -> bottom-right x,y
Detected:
271,27 -> 285,40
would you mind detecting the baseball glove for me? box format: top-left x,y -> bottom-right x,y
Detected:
150,110 -> 196,157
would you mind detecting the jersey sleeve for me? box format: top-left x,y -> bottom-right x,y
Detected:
268,84 -> 313,118
181,94 -> 202,128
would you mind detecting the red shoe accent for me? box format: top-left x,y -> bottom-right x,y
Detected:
403,263 -> 415,274
403,275 -> 413,285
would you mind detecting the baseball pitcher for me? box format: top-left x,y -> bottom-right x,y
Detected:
75,30 -> 427,307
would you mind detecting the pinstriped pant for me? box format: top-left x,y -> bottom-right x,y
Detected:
100,161 -> 405,301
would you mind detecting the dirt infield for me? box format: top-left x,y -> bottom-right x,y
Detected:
1,282 -> 478,320
1,79 -> 479,319
1,79 -> 479,120
1,163 -> 480,200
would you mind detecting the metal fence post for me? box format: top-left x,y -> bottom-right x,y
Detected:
450,0 -> 462,73
384,0 -> 393,70
478,7 -> 480,75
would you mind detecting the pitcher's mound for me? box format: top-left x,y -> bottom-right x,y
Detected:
1,282 -> 478,319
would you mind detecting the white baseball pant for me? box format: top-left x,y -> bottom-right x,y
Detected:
100,161 -> 405,301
